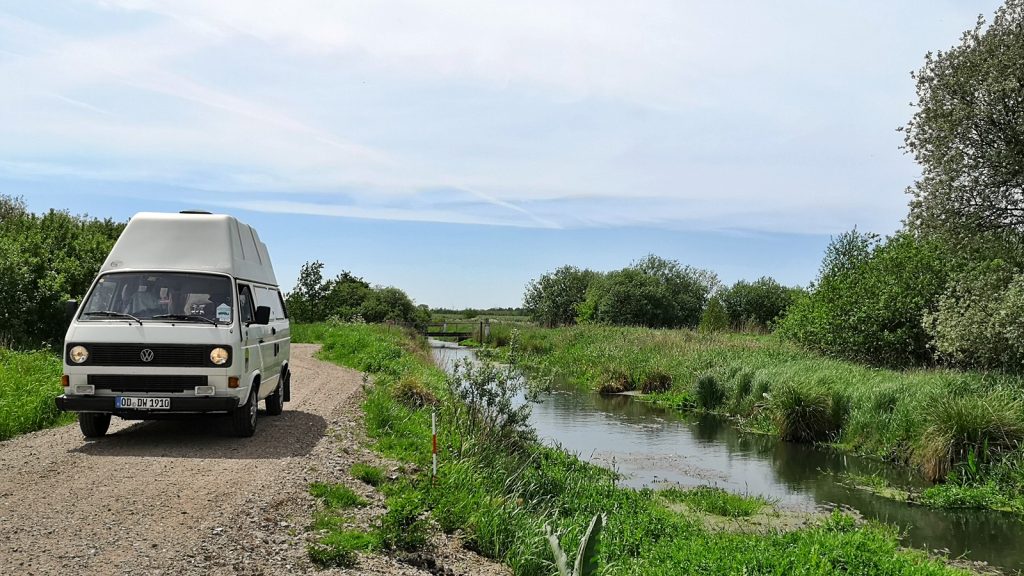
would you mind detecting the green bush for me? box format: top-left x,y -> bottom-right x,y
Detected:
697,297 -> 729,334
778,231 -> 949,367
578,255 -> 718,329
926,260 -> 1024,371
0,195 -> 123,348
719,277 -> 803,331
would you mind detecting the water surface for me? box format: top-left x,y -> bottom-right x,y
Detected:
431,341 -> 1024,573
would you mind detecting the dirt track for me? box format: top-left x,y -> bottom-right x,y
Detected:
0,344 -> 505,576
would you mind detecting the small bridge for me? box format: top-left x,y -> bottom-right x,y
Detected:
424,321 -> 488,342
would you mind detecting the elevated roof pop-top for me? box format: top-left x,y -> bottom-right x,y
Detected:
100,212 -> 278,286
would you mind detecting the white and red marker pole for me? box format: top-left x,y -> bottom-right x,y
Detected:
431,408 -> 438,486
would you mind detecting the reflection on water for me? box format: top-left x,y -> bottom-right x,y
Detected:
431,341 -> 1024,572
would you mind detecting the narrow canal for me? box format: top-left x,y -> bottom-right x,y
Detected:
431,340 -> 1024,573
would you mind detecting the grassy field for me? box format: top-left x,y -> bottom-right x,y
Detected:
294,322 -> 973,575
0,349 -> 70,441
501,325 -> 1024,511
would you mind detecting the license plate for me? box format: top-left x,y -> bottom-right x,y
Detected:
116,396 -> 171,410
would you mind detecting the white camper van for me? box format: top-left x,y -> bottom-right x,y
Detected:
55,211 -> 291,438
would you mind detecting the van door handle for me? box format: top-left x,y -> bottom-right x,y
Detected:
271,327 -> 277,335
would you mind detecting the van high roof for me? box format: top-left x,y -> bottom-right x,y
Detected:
100,212 -> 278,286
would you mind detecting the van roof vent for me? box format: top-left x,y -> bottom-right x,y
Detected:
179,210 -> 212,215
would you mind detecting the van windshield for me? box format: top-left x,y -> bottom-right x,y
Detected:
80,272 -> 234,325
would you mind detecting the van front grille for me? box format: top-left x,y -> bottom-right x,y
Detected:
67,343 -> 229,368
89,375 -> 208,393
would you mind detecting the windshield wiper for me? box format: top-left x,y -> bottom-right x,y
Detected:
151,314 -> 219,326
82,310 -> 143,326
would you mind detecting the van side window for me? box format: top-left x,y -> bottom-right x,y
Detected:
254,286 -> 285,320
237,284 -> 255,324
276,290 -> 288,319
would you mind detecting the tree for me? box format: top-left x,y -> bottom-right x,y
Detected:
778,231 -> 949,367
523,266 -> 600,327
904,1 -> 1024,246
926,260 -> 1024,370
580,268 -> 673,327
632,255 -> 719,328
719,277 -> 803,331
285,261 -> 330,323
0,195 -> 124,348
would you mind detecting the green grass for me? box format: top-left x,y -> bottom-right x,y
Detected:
504,325 -> 1024,511
660,486 -> 771,517
351,463 -> 386,487
309,482 -> 368,509
0,349 -> 71,440
297,322 -> 974,575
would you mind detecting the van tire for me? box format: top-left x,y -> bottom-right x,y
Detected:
79,413 -> 111,438
265,376 -> 284,416
231,386 -> 259,437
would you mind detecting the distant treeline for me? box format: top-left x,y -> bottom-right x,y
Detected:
525,3 -> 1024,374
284,261 -> 431,329
522,257 -> 803,335
0,196 -> 124,349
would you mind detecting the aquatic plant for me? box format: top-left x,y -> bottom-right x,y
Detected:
770,382 -> 838,442
915,391 -> 1024,481
694,373 -> 726,411
544,513 -> 606,576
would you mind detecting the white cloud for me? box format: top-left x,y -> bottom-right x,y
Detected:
0,1 -> 1000,233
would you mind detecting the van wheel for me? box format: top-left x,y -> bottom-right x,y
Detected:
231,386 -> 259,437
265,376 -> 284,416
79,413 -> 111,438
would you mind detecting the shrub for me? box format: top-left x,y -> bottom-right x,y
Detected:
578,255 -> 718,329
523,265 -> 601,327
719,277 -> 803,331
697,297 -> 729,334
778,231 -> 949,367
926,260 -> 1024,371
914,391 -> 1024,481
694,373 -> 726,411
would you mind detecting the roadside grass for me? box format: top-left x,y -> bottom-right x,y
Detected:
309,482 -> 368,509
298,321 -> 972,575
505,325 -> 1024,512
0,349 -> 71,441
351,463 -> 386,487
660,486 -> 772,517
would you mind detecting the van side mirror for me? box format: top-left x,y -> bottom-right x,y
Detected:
253,306 -> 271,325
65,300 -> 79,323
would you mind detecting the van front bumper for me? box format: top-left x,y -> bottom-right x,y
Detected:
55,395 -> 239,414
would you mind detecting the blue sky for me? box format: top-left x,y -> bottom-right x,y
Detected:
3,1 -> 1001,308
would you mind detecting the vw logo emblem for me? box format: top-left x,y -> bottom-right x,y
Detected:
140,348 -> 155,363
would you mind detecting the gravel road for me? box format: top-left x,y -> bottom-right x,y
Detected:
0,344 -> 507,576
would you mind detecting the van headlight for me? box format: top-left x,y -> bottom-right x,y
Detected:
69,345 -> 89,364
210,347 -> 229,365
